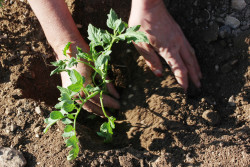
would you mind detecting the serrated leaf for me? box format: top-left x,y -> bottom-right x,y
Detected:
59,93 -> 72,103
66,135 -> 78,147
114,19 -> 125,34
55,101 -> 64,109
50,111 -> 64,120
67,57 -> 78,68
101,32 -> 112,44
62,102 -> 75,112
69,69 -> 83,85
67,146 -> 79,161
62,131 -> 75,138
68,83 -> 82,93
118,30 -> 149,44
95,50 -> 111,69
67,114 -> 75,119
127,25 -> 141,32
109,116 -> 116,129
85,85 -> 100,93
87,24 -> 102,44
62,118 -> 73,124
107,9 -> 118,29
57,86 -> 72,96
43,118 -> 58,133
63,42 -> 71,56
64,125 -> 74,132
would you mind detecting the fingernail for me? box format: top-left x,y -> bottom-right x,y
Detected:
153,70 -> 162,77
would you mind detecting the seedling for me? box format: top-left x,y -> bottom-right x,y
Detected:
44,9 -> 149,160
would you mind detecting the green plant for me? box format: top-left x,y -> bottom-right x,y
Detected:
44,9 -> 149,160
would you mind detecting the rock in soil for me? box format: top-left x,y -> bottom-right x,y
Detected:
225,16 -> 241,29
232,0 -> 247,10
202,110 -> 220,126
0,147 -> 27,167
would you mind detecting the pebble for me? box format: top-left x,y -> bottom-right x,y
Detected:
5,108 -> 12,115
35,134 -> 40,138
0,147 -> 26,167
202,110 -> 220,126
232,0 -> 247,10
215,64 -> 219,71
221,62 -> 233,73
10,123 -> 17,132
34,127 -> 41,133
128,94 -> 134,99
225,16 -> 241,29
228,95 -> 236,106
219,25 -> 231,38
35,106 -> 43,116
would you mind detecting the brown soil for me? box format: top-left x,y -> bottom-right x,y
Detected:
0,0 -> 249,166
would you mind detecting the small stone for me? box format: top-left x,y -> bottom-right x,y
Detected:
228,95 -> 236,106
10,124 -> 17,132
128,94 -> 134,99
34,127 -> 41,133
232,0 -> 247,10
5,108 -> 12,115
20,50 -> 27,55
225,16 -> 240,29
0,147 -> 26,167
35,106 -> 43,115
221,62 -> 232,73
35,134 -> 40,138
0,34 -> 8,39
215,64 -> 219,71
202,110 -> 220,126
219,25 -> 231,38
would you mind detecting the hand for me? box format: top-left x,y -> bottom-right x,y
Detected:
58,43 -> 120,117
129,0 -> 202,91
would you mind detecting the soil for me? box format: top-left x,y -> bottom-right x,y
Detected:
0,0 -> 249,166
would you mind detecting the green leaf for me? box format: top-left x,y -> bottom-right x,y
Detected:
87,24 -> 102,44
114,19 -> 125,34
69,69 -> 83,85
67,146 -> 79,161
66,135 -> 78,147
62,102 -> 75,112
68,83 -> 82,93
109,116 -> 116,129
101,32 -> 112,44
95,50 -> 111,69
118,28 -> 149,44
57,86 -> 72,96
59,93 -> 72,103
55,101 -> 64,109
67,57 -> 78,68
62,131 -> 75,138
64,125 -> 74,132
50,62 -> 67,76
67,114 -> 75,119
107,9 -> 118,29
63,42 -> 71,56
62,118 -> 73,124
85,85 -> 100,93
50,111 -> 64,120
43,118 -> 58,133
127,25 -> 141,32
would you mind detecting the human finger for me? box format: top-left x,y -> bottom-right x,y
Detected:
161,50 -> 188,91
89,94 -> 120,110
105,76 -> 120,99
134,42 -> 163,77
183,39 -> 202,79
180,46 -> 201,88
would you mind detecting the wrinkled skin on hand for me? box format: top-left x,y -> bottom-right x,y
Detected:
129,0 -> 202,91
59,43 -> 120,117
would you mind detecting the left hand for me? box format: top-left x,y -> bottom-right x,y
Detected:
129,0 -> 202,91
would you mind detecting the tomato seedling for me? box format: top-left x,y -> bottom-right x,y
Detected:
44,9 -> 149,160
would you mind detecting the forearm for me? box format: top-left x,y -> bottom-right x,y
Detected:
28,0 -> 89,59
